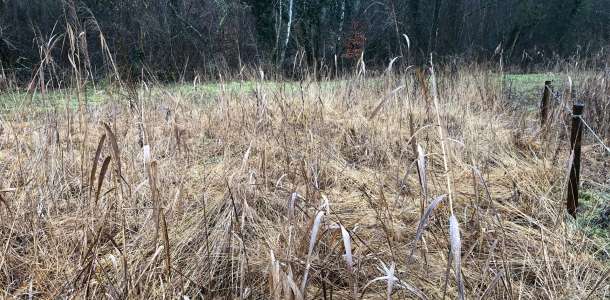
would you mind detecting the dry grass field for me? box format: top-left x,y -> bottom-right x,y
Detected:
0,64 -> 609,299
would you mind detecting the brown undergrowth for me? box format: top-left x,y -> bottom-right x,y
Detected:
0,67 -> 608,299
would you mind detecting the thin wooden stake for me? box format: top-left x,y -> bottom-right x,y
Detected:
567,103 -> 584,218
540,81 -> 552,126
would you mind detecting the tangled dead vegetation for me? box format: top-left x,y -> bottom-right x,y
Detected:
0,67 -> 608,299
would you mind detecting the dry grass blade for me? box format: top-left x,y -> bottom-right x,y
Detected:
361,262 -> 396,300
478,271 -> 502,299
584,268 -> 610,300
161,210 -> 171,280
340,225 -> 358,298
397,281 -> 428,300
357,51 -> 366,77
402,34 -> 411,50
0,193 -> 10,212
382,262 -> 396,300
361,261 -> 427,300
449,214 -> 465,300
287,266 -> 304,300
95,156 -> 112,206
386,56 -> 400,74
340,225 -> 354,272
269,251 -> 281,300
429,56 -> 455,213
89,133 -> 106,200
416,144 -> 428,205
133,245 -> 164,289
368,85 -> 405,120
242,142 -> 252,169
288,192 -> 298,223
149,161 -> 160,246
408,194 -> 446,262
408,112 -> 418,155
301,210 -> 325,296
121,212 -> 129,297
103,123 -> 122,177
143,145 -> 151,163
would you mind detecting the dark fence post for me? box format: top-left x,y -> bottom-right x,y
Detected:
540,81 -> 552,127
567,103 -> 585,218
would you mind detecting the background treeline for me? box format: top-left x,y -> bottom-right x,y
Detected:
0,0 -> 609,82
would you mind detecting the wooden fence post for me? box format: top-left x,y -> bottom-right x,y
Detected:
540,80 -> 552,127
567,103 -> 584,218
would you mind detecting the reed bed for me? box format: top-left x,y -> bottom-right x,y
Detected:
0,65 -> 608,299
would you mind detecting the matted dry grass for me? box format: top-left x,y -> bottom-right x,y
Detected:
0,66 -> 608,299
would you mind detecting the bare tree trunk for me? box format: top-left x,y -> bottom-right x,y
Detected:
280,0 -> 294,65
274,0 -> 282,63
447,0 -> 463,53
336,0 -> 345,54
408,0 -> 422,62
389,0 -> 403,59
429,0 -> 442,54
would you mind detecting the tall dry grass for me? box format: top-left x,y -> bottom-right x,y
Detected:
0,62 -> 608,299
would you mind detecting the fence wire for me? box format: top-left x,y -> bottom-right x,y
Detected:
578,116 -> 610,154
550,93 -> 609,154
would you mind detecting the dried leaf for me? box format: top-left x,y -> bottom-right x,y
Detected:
161,210 -> 171,279
449,214 -> 465,300
408,195 -> 446,262
103,123 -> 122,177
369,85 -> 405,121
95,156 -> 112,206
387,56 -> 400,73
89,133 -> 106,200
301,210 -> 325,296
403,34 -> 411,50
416,144 -> 428,201
340,225 -> 353,272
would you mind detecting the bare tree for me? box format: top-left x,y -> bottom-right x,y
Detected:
279,0 -> 294,65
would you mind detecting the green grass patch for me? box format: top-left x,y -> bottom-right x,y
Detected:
574,190 -> 610,259
502,73 -> 565,104
160,79 -> 349,103
0,87 -> 107,112
0,74 -> 575,112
